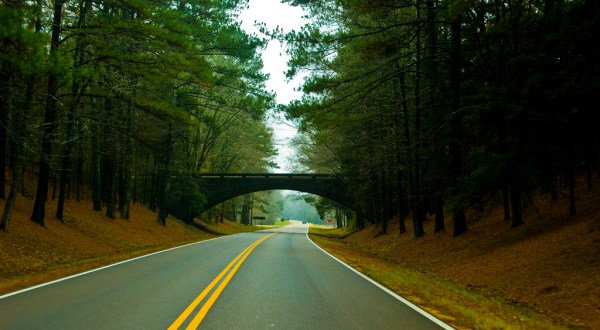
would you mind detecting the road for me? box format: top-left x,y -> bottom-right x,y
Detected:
0,222 -> 452,329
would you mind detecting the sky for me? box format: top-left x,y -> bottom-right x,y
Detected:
237,0 -> 308,173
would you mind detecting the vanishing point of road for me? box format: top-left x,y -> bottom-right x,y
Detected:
0,222 -> 452,329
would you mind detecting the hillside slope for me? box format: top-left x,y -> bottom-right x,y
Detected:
0,196 -> 216,295
311,184 -> 600,329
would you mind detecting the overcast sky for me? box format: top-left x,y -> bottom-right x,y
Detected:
237,0 -> 308,173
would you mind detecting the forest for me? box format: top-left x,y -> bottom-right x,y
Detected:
1,0 -> 599,237
281,0 -> 599,237
0,0 -> 279,232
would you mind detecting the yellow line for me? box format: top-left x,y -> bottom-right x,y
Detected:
168,231 -> 281,330
167,244 -> 253,330
185,232 -> 276,329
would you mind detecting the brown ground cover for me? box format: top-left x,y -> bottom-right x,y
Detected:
0,195 -> 219,295
311,181 -> 600,329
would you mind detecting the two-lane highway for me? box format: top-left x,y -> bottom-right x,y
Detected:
0,222 -> 452,329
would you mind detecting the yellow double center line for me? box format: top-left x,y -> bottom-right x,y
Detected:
168,231 -> 282,330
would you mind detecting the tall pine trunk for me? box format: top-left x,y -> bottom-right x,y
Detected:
502,187 -> 511,221
119,85 -> 135,220
56,0 -> 89,221
91,112 -> 102,211
412,3 -> 425,238
103,96 -> 117,219
0,63 -> 9,200
449,16 -> 467,237
426,0 -> 445,234
56,86 -> 84,221
399,70 -> 411,235
241,194 -> 251,225
31,0 -> 65,225
567,142 -> 576,216
434,180 -> 445,233
510,182 -> 523,227
1,67 -> 35,231
157,125 -> 173,225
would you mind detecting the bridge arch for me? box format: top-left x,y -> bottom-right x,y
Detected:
196,173 -> 354,211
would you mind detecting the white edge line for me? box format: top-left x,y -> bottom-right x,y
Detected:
0,235 -> 227,300
305,230 -> 455,330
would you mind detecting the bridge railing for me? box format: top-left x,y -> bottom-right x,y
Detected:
196,173 -> 342,180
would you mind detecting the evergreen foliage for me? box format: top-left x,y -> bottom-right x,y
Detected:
0,0 -> 276,231
168,177 -> 207,224
280,0 -> 599,237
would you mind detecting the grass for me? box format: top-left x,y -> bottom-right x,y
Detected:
261,220 -> 291,228
310,225 -> 358,238
194,219 -> 289,234
195,218 -> 264,235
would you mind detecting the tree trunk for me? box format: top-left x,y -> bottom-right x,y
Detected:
142,152 -> 150,205
132,170 -> 137,204
103,96 -> 117,220
1,163 -> 23,232
501,186 -> 511,221
157,125 -> 173,226
356,211 -> 365,230
231,199 -> 237,221
1,87 -> 30,231
119,99 -> 134,220
392,62 -> 408,234
563,140 -> 576,216
399,70 -> 411,235
426,0 -> 445,235
56,114 -> 75,222
372,162 -> 385,235
510,182 -> 524,227
91,114 -> 102,211
119,166 -> 130,219
221,202 -> 226,223
1,56 -> 35,231
434,181 -> 445,233
56,93 -> 82,221
449,16 -> 467,237
105,157 -> 117,219
241,194 -> 250,225
249,195 -> 254,225
75,148 -> 83,202
57,0 -> 90,220
568,160 -> 576,216
149,146 -> 160,212
412,4 -> 425,239
0,64 -> 10,200
31,0 -> 65,226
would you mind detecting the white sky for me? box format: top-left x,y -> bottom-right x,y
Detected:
237,0 -> 308,173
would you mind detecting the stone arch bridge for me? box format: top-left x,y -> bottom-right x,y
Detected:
195,173 -> 353,211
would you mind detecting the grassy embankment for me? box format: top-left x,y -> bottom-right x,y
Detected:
309,182 -> 600,329
0,195 -> 263,296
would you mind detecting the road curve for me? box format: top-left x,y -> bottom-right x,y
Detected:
0,222 -> 452,329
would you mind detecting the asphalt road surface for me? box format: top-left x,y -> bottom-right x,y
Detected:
0,221 -> 452,329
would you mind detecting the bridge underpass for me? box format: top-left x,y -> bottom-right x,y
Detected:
195,173 -> 353,212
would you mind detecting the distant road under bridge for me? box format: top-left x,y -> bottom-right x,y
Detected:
195,173 -> 352,211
